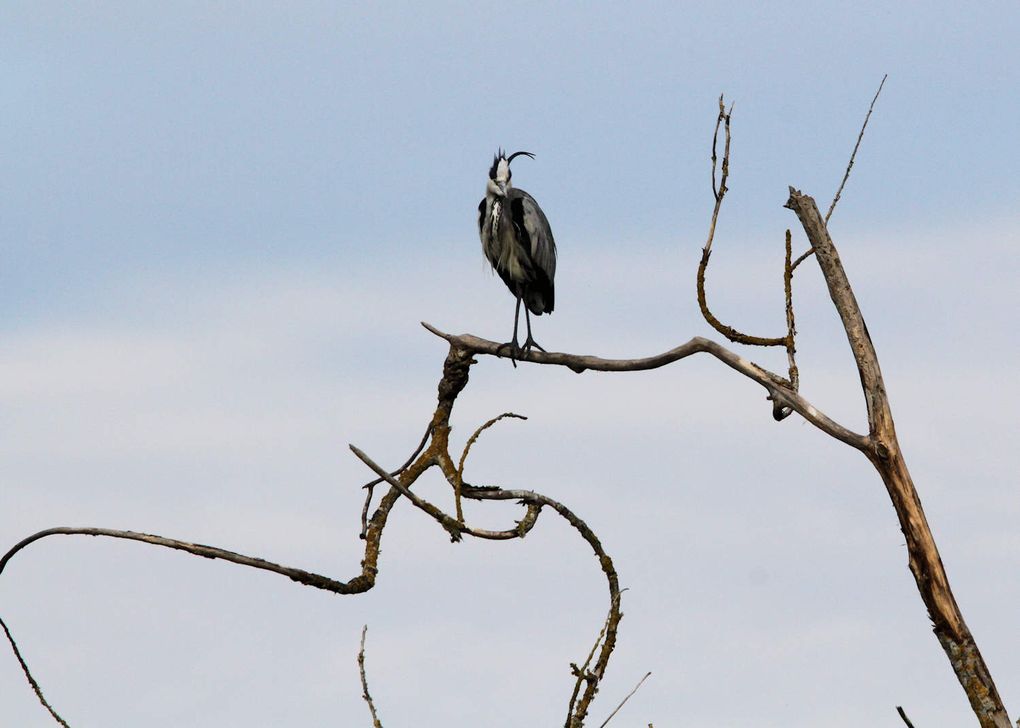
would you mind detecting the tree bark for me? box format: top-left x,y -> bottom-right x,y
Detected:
785,188 -> 1011,728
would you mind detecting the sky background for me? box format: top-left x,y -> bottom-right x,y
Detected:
2,2 -> 1019,726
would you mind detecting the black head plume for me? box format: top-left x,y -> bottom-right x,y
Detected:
507,150 -> 535,164
489,149 -> 535,180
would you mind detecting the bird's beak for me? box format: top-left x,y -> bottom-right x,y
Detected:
497,181 -> 508,197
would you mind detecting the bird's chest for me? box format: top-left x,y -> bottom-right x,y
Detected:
482,199 -> 528,279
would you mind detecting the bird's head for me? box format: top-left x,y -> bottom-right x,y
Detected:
487,149 -> 534,198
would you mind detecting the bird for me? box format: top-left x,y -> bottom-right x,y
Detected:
477,149 -> 557,365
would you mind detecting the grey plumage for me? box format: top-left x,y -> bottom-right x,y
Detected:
477,149 -> 557,361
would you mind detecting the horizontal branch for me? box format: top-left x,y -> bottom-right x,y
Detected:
0,527 -> 369,594
423,323 -> 869,452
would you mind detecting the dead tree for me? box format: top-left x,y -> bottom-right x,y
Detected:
1,86 -> 1013,727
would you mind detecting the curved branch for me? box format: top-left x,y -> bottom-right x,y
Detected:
468,489 -> 621,728
456,412 -> 527,523
422,323 -> 869,452
0,527 -> 370,593
698,95 -> 787,348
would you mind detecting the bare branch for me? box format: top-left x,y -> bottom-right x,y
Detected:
826,74 -> 888,224
351,445 -> 465,541
465,489 -> 621,728
698,96 -> 788,348
0,527 -> 369,594
599,672 -> 651,727
567,603 -> 616,725
352,445 -> 541,542
784,189 -> 892,439
773,228 -> 800,422
422,323 -> 869,452
785,189 -> 1012,728
358,626 -> 383,728
360,423 -> 433,539
456,412 -> 527,522
789,76 -> 886,279
789,246 -> 815,272
0,616 -> 71,727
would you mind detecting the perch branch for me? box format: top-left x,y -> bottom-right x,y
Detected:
422,323 -> 868,452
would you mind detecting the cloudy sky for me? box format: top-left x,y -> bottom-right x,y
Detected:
2,2 -> 1018,726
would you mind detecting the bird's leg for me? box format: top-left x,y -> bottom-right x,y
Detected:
496,295 -> 523,367
522,307 -> 546,354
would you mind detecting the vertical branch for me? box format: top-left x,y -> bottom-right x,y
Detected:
358,626 -> 384,728
785,188 -> 1012,728
783,229 -> 799,392
784,190 -> 891,435
770,229 -> 800,421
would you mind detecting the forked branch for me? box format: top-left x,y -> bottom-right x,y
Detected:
697,96 -> 788,349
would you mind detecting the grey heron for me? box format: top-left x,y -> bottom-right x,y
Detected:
477,149 -> 557,365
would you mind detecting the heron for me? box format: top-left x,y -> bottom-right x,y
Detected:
477,149 -> 557,365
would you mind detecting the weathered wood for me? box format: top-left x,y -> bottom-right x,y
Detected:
785,188 -> 1011,728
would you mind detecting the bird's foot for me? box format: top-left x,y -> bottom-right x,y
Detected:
522,336 -> 546,355
496,340 -> 521,368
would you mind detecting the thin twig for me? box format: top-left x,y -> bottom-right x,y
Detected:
896,706 -> 916,728
826,74 -> 887,225
0,616 -> 71,727
789,246 -> 815,272
599,672 -> 652,727
456,413 -> 527,522
358,626 -> 383,728
360,423 -> 434,539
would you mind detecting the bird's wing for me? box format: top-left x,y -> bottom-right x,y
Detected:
509,189 -> 557,280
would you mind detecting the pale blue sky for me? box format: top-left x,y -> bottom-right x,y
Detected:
2,3 -> 1018,727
